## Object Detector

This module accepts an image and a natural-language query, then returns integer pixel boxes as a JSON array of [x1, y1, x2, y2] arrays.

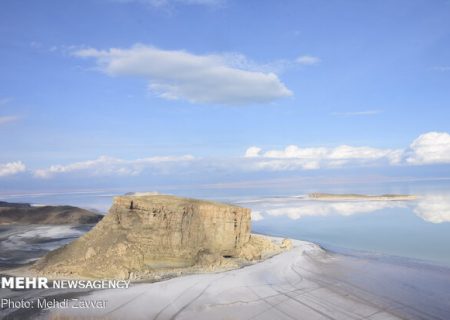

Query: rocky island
[[2, 195, 449, 320], [0, 201, 103, 225], [308, 192, 417, 201], [32, 194, 290, 280]]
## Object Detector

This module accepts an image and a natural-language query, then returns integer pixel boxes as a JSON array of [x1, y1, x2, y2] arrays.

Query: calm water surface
[[2, 181, 450, 267]]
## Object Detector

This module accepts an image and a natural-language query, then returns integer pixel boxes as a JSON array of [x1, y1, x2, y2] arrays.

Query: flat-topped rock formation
[[308, 193, 417, 201], [0, 201, 103, 225], [33, 195, 287, 280]]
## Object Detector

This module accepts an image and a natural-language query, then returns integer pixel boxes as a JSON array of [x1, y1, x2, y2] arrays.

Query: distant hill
[[308, 193, 417, 201], [0, 201, 31, 208], [0, 202, 103, 225]]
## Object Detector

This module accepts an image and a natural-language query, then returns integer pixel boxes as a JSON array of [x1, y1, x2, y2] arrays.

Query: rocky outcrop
[[0, 202, 103, 225], [33, 195, 287, 280]]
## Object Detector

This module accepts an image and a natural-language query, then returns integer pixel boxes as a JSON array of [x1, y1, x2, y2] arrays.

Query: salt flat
[[48, 240, 433, 320], [2, 238, 449, 319]]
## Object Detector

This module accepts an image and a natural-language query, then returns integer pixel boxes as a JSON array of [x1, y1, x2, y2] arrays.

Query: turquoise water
[[1, 180, 450, 267], [244, 195, 450, 267]]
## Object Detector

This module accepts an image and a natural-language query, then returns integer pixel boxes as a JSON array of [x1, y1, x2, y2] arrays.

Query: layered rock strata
[[33, 195, 287, 280]]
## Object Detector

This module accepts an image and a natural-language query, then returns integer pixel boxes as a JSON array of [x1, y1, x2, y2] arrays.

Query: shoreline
[[4, 234, 290, 282], [2, 237, 449, 320]]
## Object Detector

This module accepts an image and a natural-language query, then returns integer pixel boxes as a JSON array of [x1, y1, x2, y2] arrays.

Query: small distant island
[[0, 201, 103, 225], [308, 193, 417, 201]]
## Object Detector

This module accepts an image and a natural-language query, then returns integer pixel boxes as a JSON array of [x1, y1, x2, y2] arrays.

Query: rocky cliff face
[[33, 195, 281, 280]]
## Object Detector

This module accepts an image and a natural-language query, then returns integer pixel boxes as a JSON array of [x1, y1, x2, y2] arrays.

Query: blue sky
[[1, 0, 450, 193]]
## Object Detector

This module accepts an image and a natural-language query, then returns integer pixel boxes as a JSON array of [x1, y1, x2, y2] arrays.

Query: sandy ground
[[32, 239, 449, 320]]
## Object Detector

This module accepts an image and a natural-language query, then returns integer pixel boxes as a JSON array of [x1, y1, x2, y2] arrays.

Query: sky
[[1, 0, 450, 193]]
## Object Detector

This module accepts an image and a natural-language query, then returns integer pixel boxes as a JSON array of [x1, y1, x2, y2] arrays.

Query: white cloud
[[26, 131, 450, 180], [405, 132, 450, 165], [34, 155, 194, 178], [245, 144, 403, 171], [221, 53, 292, 74], [296, 55, 321, 66], [74, 44, 292, 105], [245, 131, 450, 171], [244, 146, 262, 158], [0, 161, 26, 177], [0, 116, 19, 125]]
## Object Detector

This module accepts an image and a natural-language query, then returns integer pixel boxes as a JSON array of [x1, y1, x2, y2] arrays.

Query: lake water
[[1, 180, 450, 267]]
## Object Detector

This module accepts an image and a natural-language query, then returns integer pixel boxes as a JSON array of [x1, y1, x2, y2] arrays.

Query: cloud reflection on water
[[414, 195, 450, 223], [245, 194, 450, 224], [265, 201, 406, 220]]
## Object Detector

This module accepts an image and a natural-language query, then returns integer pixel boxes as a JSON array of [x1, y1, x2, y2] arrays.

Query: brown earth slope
[[0, 202, 103, 225]]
